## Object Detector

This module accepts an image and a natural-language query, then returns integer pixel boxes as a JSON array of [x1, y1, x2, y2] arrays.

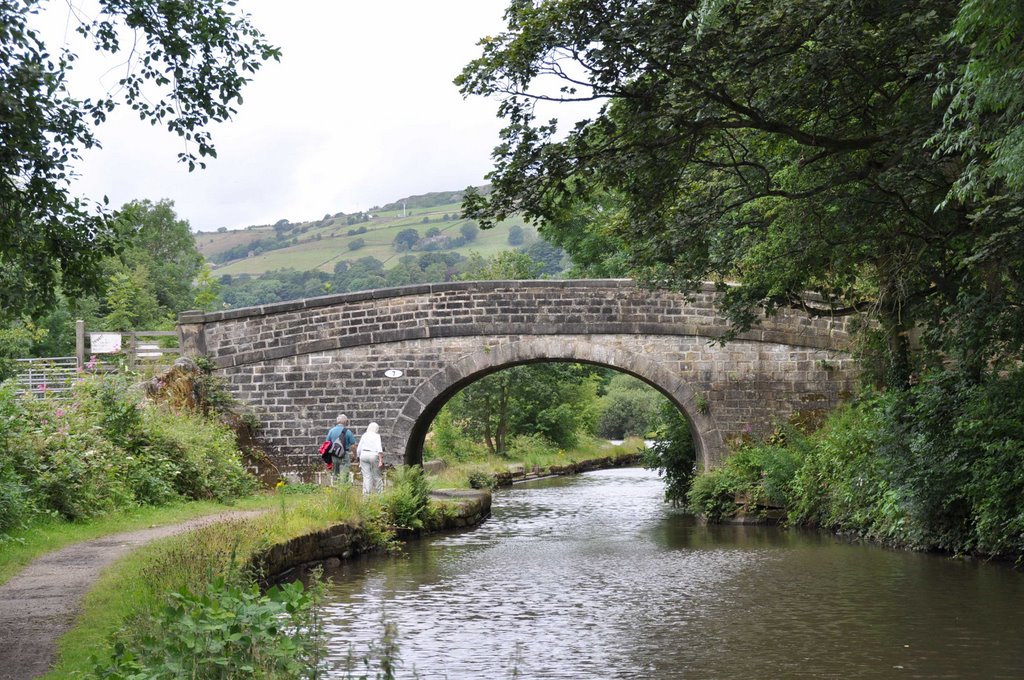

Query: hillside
[[195, 188, 532, 277]]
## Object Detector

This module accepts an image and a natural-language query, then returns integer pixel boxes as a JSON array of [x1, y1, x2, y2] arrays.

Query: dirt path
[[0, 511, 266, 680]]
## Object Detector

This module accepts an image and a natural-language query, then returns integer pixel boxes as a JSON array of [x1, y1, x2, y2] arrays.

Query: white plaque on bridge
[[384, 369, 404, 378], [89, 333, 122, 354]]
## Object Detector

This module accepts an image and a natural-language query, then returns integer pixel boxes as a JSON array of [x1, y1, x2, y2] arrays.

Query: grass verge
[[43, 484, 370, 679], [0, 494, 282, 587]]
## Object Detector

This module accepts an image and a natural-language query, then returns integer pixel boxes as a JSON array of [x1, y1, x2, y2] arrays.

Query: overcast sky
[[41, 1, 528, 232]]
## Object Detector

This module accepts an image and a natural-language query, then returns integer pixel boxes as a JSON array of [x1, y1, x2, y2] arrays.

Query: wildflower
[[276, 480, 285, 489], [55, 408, 65, 418], [37, 383, 48, 392]]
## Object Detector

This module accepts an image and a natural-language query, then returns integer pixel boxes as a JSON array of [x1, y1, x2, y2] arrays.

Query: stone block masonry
[[255, 489, 491, 586], [178, 280, 858, 473]]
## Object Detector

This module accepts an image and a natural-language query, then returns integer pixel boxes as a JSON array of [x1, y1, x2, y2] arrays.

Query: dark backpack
[[329, 428, 350, 457]]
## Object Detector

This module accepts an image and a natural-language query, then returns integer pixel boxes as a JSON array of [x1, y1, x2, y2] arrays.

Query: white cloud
[[40, 0, 517, 231]]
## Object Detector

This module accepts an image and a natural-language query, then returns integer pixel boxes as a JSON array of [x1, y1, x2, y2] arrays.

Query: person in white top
[[356, 422, 385, 494]]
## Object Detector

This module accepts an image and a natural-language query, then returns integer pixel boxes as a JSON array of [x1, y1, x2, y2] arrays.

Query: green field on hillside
[[197, 197, 533, 277], [194, 226, 274, 260]]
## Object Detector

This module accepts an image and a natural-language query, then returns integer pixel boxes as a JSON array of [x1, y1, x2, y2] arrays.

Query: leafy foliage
[[219, 252, 469, 309], [393, 228, 420, 252], [686, 369, 1024, 558], [686, 467, 739, 522], [116, 200, 206, 318], [379, 465, 432, 531], [212, 238, 567, 311], [0, 199, 215, 357], [0, 371, 254, 534], [444, 363, 600, 454], [91, 577, 326, 679], [143, 406, 256, 502], [424, 407, 488, 462], [641, 401, 696, 507], [933, 0, 1024, 201], [597, 373, 666, 439], [0, 0, 278, 321], [459, 0, 1024, 380], [0, 323, 43, 381], [458, 250, 542, 281]]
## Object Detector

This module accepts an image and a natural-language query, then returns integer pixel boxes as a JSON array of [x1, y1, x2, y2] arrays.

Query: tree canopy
[[458, 0, 1024, 382], [0, 0, 279, 321]]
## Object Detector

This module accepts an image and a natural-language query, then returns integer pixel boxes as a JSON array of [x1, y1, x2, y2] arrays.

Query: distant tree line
[[0, 199, 214, 375], [217, 241, 568, 309]]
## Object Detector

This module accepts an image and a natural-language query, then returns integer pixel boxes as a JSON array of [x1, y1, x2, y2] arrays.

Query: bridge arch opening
[[395, 338, 724, 469]]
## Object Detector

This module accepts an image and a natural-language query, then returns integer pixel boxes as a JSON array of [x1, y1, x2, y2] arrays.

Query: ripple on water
[[319, 468, 1024, 679]]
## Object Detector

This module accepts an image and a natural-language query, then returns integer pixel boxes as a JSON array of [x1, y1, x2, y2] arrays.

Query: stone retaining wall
[[254, 489, 491, 585]]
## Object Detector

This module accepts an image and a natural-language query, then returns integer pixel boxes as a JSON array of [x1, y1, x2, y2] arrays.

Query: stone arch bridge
[[177, 280, 858, 472]]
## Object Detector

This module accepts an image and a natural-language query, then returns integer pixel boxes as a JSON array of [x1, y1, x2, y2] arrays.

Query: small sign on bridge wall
[[89, 333, 122, 354]]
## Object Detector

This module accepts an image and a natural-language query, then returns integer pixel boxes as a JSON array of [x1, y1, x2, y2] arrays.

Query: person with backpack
[[325, 414, 357, 484]]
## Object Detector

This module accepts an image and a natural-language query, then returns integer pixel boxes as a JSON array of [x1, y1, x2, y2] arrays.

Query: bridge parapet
[[180, 280, 854, 370]]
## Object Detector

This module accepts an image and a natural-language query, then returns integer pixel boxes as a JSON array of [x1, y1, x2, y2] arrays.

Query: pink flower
[[55, 408, 65, 418], [36, 383, 47, 392]]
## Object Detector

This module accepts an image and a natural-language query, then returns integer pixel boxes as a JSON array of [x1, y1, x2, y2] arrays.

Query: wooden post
[[75, 320, 85, 368]]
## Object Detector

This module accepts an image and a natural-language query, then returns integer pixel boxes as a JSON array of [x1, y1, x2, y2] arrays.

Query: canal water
[[320, 467, 1024, 679]]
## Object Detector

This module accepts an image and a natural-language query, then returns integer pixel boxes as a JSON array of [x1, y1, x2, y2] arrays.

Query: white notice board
[[89, 333, 122, 354]]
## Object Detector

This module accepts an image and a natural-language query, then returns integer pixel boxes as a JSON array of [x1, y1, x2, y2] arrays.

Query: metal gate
[[14, 357, 79, 398]]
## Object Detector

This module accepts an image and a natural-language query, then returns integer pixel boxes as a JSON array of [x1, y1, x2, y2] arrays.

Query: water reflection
[[320, 468, 1024, 679]]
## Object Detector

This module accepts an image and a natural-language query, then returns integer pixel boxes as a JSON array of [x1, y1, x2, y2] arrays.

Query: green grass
[[44, 484, 369, 679], [205, 200, 533, 277], [194, 226, 273, 260], [0, 494, 283, 587]]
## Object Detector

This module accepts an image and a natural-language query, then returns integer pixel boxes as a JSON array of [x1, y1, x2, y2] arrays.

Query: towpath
[[0, 511, 265, 680]]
